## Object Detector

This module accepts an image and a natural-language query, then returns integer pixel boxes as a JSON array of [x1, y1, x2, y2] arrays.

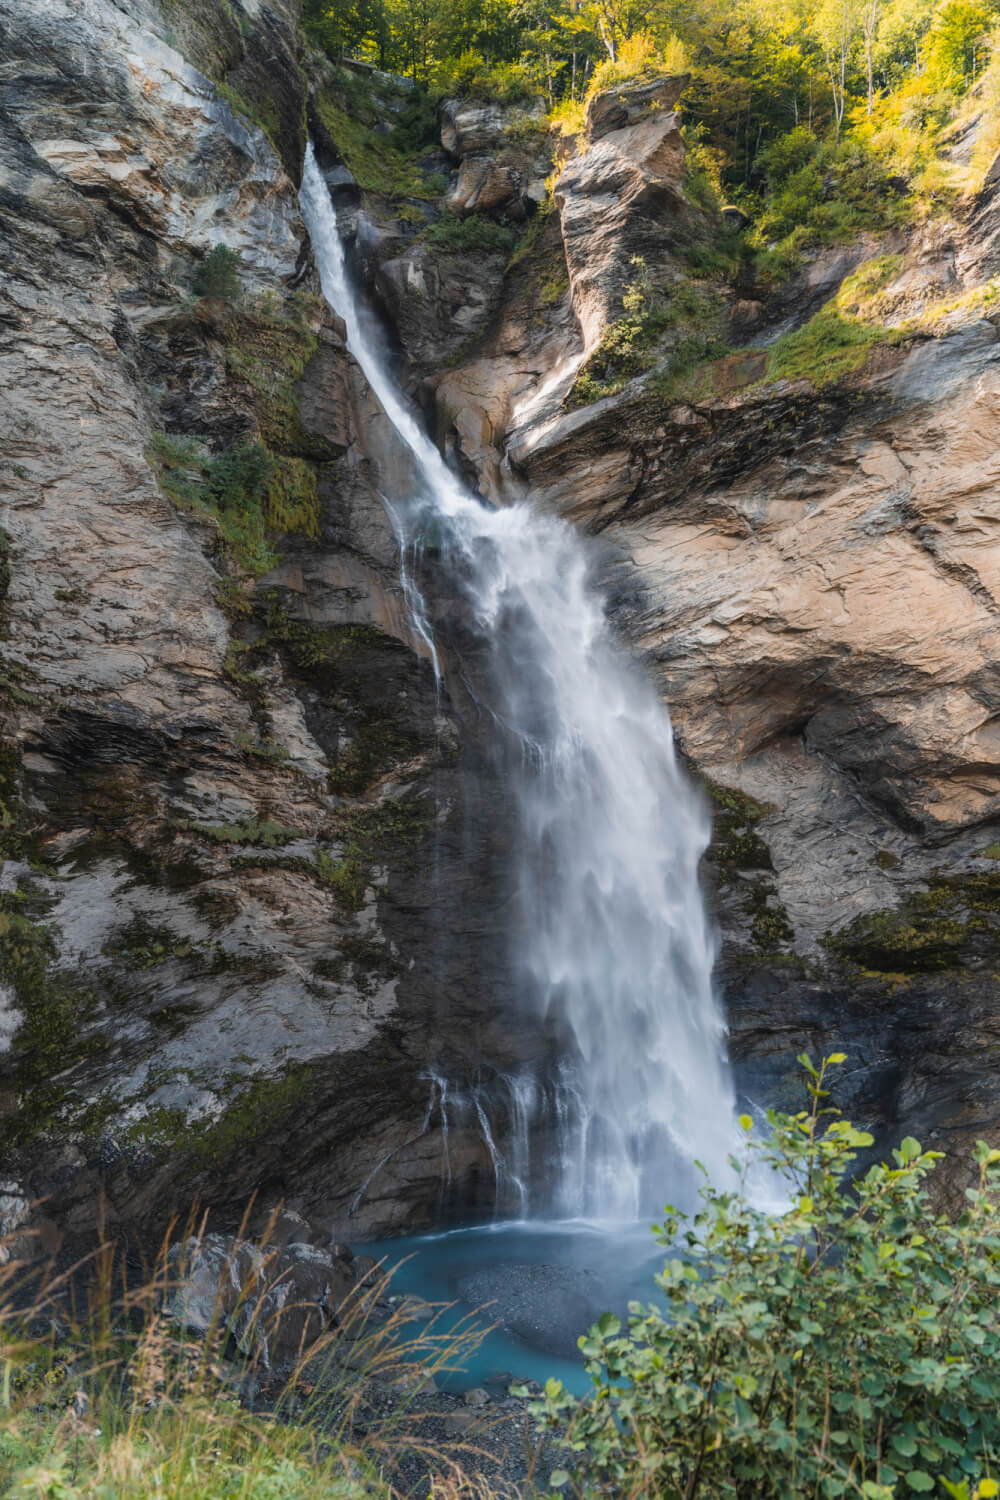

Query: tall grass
[[0, 1208, 529, 1499]]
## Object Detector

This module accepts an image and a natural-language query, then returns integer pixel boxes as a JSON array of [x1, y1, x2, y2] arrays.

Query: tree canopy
[[304, 0, 1000, 193]]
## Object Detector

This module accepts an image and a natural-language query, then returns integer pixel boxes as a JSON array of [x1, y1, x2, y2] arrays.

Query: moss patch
[[102, 914, 210, 973], [761, 259, 910, 390], [825, 873, 1000, 975], [568, 264, 731, 407], [703, 778, 774, 884], [0, 889, 100, 1151], [113, 1061, 320, 1169], [317, 798, 436, 911], [873, 850, 901, 870], [314, 94, 445, 199], [221, 296, 334, 461], [743, 878, 794, 952]]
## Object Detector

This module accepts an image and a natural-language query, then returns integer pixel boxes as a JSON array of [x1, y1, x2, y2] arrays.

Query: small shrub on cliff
[[586, 32, 689, 101], [149, 436, 320, 575], [424, 212, 519, 255], [192, 243, 243, 304], [569, 259, 730, 406], [527, 1055, 1000, 1499]]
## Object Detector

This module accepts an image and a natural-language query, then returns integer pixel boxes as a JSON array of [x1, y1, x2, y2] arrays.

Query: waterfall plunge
[[299, 145, 739, 1222]]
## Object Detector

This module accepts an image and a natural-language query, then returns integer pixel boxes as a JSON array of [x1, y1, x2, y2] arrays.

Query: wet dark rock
[[165, 1231, 359, 1369]]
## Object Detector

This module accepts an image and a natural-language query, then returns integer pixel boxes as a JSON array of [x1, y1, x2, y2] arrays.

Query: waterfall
[[299, 144, 739, 1222]]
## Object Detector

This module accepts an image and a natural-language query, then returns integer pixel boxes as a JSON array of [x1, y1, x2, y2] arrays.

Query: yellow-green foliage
[[432, 47, 538, 102], [264, 455, 320, 537], [547, 96, 585, 136], [314, 95, 445, 198], [586, 31, 689, 100], [761, 257, 908, 387]]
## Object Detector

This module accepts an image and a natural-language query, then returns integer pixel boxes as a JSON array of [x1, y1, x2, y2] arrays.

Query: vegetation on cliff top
[[305, 0, 1000, 212]]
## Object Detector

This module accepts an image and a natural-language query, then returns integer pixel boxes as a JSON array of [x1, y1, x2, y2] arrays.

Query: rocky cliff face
[[0, 0, 554, 1250], [4, 0, 1000, 1251], [419, 82, 1000, 1207]]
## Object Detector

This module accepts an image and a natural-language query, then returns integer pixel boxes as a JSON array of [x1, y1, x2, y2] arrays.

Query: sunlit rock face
[[422, 76, 1000, 1205]]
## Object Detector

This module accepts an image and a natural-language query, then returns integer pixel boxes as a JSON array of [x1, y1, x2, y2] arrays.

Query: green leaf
[[905, 1472, 935, 1492], [891, 1434, 918, 1457], [900, 1136, 922, 1162], [595, 1312, 621, 1338], [549, 1471, 570, 1489], [738, 1113, 753, 1132], [827, 1051, 847, 1064]]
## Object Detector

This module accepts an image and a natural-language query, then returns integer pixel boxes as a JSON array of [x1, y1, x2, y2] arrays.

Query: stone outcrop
[[557, 74, 700, 350]]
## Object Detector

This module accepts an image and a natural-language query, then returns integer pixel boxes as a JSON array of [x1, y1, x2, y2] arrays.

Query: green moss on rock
[[176, 818, 300, 848], [824, 873, 1000, 975], [0, 890, 99, 1151], [148, 433, 321, 576], [703, 777, 774, 883]]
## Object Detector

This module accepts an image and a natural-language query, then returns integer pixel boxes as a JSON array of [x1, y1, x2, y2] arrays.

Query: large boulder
[[165, 1231, 365, 1369], [377, 244, 509, 368], [439, 98, 544, 159], [585, 74, 690, 141]]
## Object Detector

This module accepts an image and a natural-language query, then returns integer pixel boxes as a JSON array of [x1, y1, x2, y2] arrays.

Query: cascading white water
[[299, 144, 739, 1222]]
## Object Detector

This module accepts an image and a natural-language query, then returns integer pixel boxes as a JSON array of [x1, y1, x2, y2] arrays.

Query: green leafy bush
[[149, 436, 320, 576], [749, 130, 914, 279], [433, 48, 538, 102], [528, 1055, 1000, 1499], [424, 212, 519, 254], [192, 244, 243, 303]]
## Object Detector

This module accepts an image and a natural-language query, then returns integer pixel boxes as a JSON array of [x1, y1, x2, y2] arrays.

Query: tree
[[583, 0, 662, 60], [920, 0, 997, 88], [526, 1055, 1000, 1499], [813, 0, 863, 136], [862, 0, 882, 109], [192, 244, 242, 304]]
